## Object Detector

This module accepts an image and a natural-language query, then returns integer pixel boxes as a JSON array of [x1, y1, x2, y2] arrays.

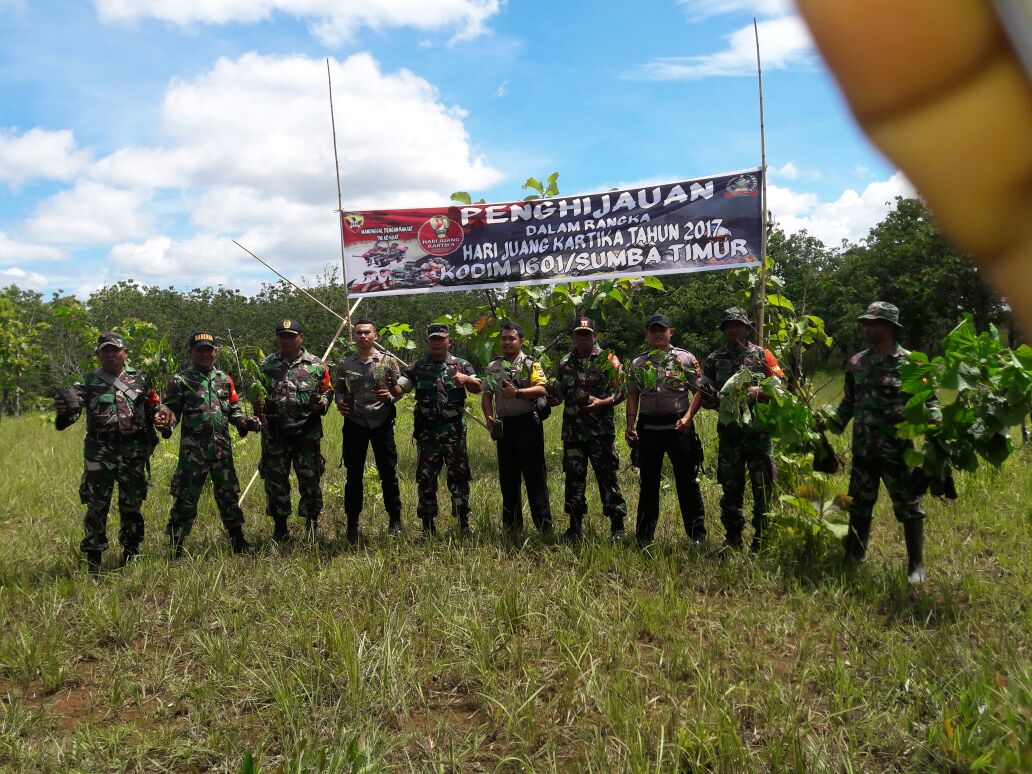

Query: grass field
[[1, 384, 1030, 772]]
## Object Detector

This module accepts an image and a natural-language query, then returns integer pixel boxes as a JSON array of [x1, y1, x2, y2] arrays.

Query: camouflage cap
[[857, 301, 903, 328], [95, 332, 125, 351], [718, 307, 753, 330]]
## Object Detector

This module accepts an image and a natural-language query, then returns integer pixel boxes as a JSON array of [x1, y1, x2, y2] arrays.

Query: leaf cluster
[[897, 315, 1032, 476]]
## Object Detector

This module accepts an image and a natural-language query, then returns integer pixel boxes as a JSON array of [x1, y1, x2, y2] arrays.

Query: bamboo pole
[[754, 17, 769, 347], [327, 58, 354, 333]]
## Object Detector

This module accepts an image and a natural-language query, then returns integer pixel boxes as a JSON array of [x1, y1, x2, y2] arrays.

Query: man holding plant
[[393, 323, 482, 536], [684, 308, 783, 552], [334, 318, 403, 541], [481, 321, 553, 537], [54, 332, 163, 574], [824, 301, 941, 585], [154, 332, 261, 557], [257, 319, 333, 543], [548, 317, 627, 543], [626, 314, 706, 547]]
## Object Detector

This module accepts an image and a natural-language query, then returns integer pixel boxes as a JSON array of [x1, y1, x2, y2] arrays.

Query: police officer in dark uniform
[[334, 318, 403, 541], [481, 321, 553, 536], [626, 314, 706, 547]]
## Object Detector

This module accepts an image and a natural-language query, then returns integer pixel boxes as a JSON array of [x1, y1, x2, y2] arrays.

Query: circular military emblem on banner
[[724, 174, 759, 197], [418, 215, 464, 256]]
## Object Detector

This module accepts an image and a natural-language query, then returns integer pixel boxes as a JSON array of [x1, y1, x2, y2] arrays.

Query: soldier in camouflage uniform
[[257, 319, 333, 542], [825, 301, 941, 584], [685, 308, 784, 551], [154, 332, 261, 557], [547, 316, 627, 542], [626, 314, 706, 546], [393, 323, 482, 536], [54, 332, 162, 574]]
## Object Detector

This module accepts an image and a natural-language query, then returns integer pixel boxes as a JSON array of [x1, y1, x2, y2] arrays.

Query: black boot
[[120, 545, 141, 567], [271, 520, 290, 544], [562, 514, 583, 543], [844, 515, 872, 562], [421, 517, 437, 538], [721, 531, 744, 550], [903, 519, 926, 585], [229, 527, 253, 555], [345, 514, 361, 543], [387, 514, 402, 536], [458, 513, 473, 538], [304, 518, 318, 540], [85, 550, 102, 576]]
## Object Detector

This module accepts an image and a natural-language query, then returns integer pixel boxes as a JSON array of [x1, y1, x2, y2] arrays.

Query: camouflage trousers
[[562, 437, 626, 533], [415, 421, 471, 525], [716, 424, 775, 540], [167, 454, 244, 540], [259, 433, 325, 525], [78, 439, 149, 553], [847, 442, 925, 524]]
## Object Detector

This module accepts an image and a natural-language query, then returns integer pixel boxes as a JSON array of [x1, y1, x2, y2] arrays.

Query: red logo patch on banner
[[417, 216, 464, 256]]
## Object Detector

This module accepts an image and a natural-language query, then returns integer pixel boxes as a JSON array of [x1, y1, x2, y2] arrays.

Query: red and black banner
[[340, 168, 763, 296]]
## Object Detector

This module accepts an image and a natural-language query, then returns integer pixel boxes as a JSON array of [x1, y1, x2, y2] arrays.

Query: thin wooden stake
[[754, 17, 769, 347]]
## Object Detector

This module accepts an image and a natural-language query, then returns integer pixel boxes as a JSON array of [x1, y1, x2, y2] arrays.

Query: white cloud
[[11, 51, 501, 292], [93, 0, 503, 45], [90, 52, 501, 206], [676, 0, 792, 22], [770, 161, 798, 180], [0, 128, 91, 187], [0, 266, 48, 289], [633, 15, 813, 80], [770, 171, 916, 246], [25, 181, 155, 244], [108, 234, 244, 286], [0, 232, 68, 264]]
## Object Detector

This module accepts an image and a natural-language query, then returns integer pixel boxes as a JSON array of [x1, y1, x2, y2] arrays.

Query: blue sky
[[0, 0, 911, 297]]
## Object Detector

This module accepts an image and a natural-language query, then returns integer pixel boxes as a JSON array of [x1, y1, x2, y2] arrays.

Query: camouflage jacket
[[400, 354, 477, 433], [260, 349, 332, 440], [162, 366, 245, 460], [629, 346, 701, 418], [555, 345, 624, 443], [56, 366, 159, 452], [828, 344, 942, 451], [702, 343, 783, 428]]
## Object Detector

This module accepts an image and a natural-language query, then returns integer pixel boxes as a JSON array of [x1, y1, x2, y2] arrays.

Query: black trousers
[[635, 422, 705, 543], [496, 413, 552, 532], [342, 417, 402, 524]]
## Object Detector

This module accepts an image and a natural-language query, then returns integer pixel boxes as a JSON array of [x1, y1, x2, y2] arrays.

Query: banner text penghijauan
[[340, 168, 763, 296]]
